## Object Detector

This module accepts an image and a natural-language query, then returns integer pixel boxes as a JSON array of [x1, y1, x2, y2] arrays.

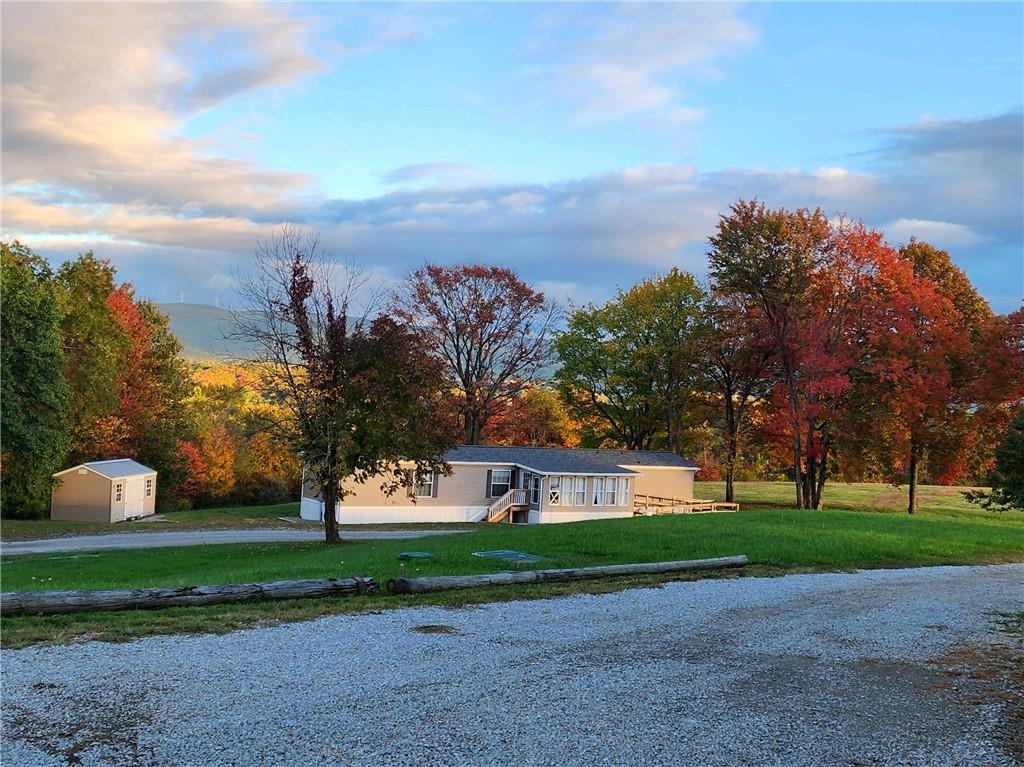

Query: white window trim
[[145, 478, 153, 497], [592, 477, 604, 506], [604, 477, 617, 506], [575, 476, 587, 506], [618, 477, 630, 507], [548, 476, 561, 506], [114, 482, 124, 503], [489, 469, 512, 498], [413, 470, 435, 498]]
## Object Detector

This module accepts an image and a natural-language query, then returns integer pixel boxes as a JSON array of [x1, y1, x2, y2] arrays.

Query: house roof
[[54, 459, 156, 479], [444, 445, 698, 475]]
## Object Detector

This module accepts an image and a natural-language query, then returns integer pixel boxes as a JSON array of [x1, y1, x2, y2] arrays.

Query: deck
[[632, 494, 740, 515]]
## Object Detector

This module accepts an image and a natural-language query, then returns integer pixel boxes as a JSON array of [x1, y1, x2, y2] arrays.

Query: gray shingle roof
[[444, 445, 698, 475], [82, 459, 156, 478]]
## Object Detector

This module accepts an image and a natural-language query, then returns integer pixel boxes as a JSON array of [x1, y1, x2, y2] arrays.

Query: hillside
[[156, 303, 258, 361]]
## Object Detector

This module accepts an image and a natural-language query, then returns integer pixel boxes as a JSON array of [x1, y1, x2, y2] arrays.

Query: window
[[413, 470, 434, 498], [145, 478, 153, 497], [574, 477, 587, 506], [605, 477, 617, 506], [548, 476, 561, 506], [530, 475, 541, 505], [592, 477, 604, 506], [489, 469, 511, 498], [618, 477, 630, 507], [114, 482, 123, 503]]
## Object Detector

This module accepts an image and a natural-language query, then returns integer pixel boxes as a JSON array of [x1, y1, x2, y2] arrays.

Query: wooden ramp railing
[[487, 488, 528, 523], [633, 494, 739, 515]]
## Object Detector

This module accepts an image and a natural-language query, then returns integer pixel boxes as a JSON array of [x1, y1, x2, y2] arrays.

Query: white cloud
[[537, 3, 756, 124], [881, 218, 987, 248]]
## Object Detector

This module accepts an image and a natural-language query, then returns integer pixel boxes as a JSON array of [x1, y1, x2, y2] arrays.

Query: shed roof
[[444, 445, 698, 475], [54, 459, 156, 479]]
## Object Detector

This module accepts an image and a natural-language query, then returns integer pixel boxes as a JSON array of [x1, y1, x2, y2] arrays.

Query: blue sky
[[3, 2, 1022, 310]]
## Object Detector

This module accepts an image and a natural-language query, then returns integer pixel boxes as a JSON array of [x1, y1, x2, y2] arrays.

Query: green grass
[[696, 480, 990, 518], [3, 482, 1021, 648]]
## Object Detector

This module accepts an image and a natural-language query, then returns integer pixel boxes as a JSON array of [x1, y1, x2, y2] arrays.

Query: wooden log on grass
[[1, 576, 376, 616], [386, 555, 748, 595]]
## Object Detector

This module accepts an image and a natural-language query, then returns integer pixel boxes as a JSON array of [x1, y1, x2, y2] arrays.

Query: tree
[[174, 440, 207, 507], [708, 201, 834, 508], [843, 243, 968, 513], [100, 288, 194, 508], [710, 203, 904, 509], [698, 295, 774, 503], [865, 242, 1022, 513], [485, 386, 580, 447], [1, 242, 71, 518], [966, 408, 1024, 510], [554, 269, 707, 453], [54, 254, 128, 459], [395, 264, 560, 444], [235, 228, 455, 544]]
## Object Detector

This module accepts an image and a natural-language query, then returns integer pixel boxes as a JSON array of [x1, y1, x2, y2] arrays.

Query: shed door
[[125, 477, 145, 518]]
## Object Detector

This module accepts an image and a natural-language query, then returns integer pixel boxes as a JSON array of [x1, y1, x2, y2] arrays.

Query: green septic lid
[[471, 549, 543, 563], [398, 551, 434, 560]]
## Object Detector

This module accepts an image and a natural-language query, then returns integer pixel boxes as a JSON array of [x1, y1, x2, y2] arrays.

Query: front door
[[125, 477, 145, 519]]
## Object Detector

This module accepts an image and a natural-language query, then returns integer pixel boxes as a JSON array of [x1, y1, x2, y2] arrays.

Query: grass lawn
[[695, 480, 991, 518], [3, 482, 1022, 648]]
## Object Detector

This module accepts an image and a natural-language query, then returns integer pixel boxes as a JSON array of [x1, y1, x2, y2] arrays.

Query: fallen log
[[1, 576, 375, 616], [387, 555, 748, 595]]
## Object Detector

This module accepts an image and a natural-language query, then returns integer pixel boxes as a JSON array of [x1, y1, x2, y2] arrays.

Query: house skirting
[[300, 498, 487, 524], [539, 509, 634, 523]]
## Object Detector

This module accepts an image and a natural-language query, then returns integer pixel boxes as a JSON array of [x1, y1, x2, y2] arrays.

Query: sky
[[2, 2, 1022, 311]]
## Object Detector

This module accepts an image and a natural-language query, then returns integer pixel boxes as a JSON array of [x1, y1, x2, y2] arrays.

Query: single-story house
[[51, 459, 157, 523], [300, 445, 699, 525]]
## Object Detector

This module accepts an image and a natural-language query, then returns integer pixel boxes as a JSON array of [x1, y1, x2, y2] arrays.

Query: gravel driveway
[[1, 528, 465, 556], [3, 564, 1022, 767]]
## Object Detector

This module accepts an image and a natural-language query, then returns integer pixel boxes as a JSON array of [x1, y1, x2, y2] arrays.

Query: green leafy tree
[[554, 268, 707, 452], [1, 242, 71, 518], [54, 253, 128, 459], [698, 295, 774, 503], [966, 408, 1024, 510]]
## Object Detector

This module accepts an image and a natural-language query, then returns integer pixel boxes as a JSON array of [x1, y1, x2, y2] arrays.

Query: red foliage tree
[[395, 264, 560, 444], [174, 439, 207, 505]]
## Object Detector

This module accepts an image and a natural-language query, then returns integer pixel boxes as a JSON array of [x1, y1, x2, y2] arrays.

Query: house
[[300, 445, 700, 524], [51, 459, 158, 523]]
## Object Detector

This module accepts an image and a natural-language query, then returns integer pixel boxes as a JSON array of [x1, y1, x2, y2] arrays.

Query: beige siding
[[51, 470, 113, 522], [339, 463, 514, 508], [629, 467, 695, 502], [143, 474, 157, 516]]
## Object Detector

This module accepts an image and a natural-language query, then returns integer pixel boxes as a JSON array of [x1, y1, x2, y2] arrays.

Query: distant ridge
[[156, 303, 257, 361]]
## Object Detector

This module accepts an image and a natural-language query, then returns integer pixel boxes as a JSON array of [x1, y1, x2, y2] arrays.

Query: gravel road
[[1, 528, 465, 556], [3, 564, 1022, 767]]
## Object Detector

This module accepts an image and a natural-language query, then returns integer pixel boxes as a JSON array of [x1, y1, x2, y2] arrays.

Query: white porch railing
[[486, 488, 528, 523]]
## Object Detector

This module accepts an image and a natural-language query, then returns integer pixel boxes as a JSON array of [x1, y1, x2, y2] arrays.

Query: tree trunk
[[813, 442, 828, 510], [322, 446, 340, 544], [464, 407, 484, 444], [724, 396, 737, 503], [785, 376, 804, 509], [387, 555, 749, 595], [907, 444, 919, 515], [2, 577, 376, 616], [725, 433, 737, 504]]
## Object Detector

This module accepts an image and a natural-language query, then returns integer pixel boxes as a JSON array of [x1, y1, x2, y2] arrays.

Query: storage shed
[[51, 460, 158, 523]]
